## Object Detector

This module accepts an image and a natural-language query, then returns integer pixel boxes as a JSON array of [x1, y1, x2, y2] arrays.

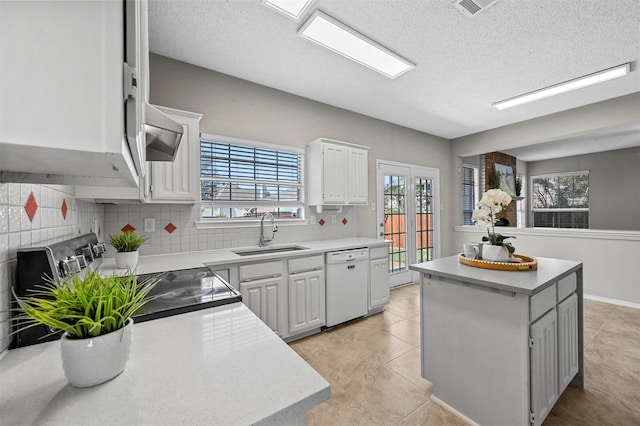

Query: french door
[[376, 161, 440, 287]]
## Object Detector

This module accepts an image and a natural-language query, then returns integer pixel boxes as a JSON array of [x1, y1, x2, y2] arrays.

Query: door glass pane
[[384, 175, 407, 273], [415, 177, 433, 263]]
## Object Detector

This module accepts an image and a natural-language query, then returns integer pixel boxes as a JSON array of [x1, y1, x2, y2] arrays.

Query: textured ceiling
[[148, 0, 640, 141]]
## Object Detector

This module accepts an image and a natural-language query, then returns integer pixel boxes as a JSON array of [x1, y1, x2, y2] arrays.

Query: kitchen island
[[0, 303, 330, 425], [410, 255, 583, 426]]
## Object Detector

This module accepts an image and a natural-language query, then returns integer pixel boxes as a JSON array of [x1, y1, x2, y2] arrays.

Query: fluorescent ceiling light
[[492, 63, 630, 110], [297, 10, 415, 79], [262, 0, 313, 21]]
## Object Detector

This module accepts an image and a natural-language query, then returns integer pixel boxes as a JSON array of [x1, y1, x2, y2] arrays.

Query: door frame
[[376, 160, 441, 286]]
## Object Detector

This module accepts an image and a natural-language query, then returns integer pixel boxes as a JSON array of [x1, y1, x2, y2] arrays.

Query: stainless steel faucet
[[259, 213, 278, 246]]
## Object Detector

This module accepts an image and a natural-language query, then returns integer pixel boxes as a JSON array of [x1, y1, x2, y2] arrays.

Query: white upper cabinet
[[307, 138, 369, 212], [0, 0, 146, 187], [149, 107, 202, 202]]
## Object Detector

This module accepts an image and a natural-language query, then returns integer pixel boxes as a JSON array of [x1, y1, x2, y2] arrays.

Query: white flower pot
[[482, 245, 510, 262], [60, 318, 134, 388], [115, 250, 139, 269]]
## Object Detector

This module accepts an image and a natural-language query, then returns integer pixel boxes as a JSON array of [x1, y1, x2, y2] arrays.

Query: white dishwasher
[[325, 248, 370, 327]]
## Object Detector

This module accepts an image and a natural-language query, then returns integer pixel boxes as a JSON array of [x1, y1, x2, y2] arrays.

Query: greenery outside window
[[531, 171, 589, 228], [200, 134, 304, 220]]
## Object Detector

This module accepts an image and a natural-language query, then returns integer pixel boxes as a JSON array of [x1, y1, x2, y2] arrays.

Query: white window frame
[[530, 170, 589, 228], [461, 163, 479, 226], [196, 133, 306, 229]]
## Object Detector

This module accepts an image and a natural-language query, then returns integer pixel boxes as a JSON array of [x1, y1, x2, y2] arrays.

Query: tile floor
[[289, 283, 640, 425]]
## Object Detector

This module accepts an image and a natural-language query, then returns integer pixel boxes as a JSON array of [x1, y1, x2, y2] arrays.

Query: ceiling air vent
[[453, 0, 500, 17]]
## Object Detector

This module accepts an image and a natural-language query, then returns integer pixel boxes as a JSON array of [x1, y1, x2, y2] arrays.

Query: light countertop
[[0, 303, 331, 425], [409, 255, 582, 295], [100, 237, 388, 275]]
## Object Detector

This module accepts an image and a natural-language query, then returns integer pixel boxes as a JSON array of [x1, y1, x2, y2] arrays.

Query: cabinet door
[[530, 309, 558, 426], [240, 278, 283, 336], [347, 147, 368, 204], [369, 258, 390, 310], [289, 270, 326, 335], [558, 293, 579, 392], [321, 143, 347, 203], [150, 107, 202, 202]]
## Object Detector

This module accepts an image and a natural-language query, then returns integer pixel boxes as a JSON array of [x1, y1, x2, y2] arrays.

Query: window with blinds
[[462, 165, 477, 225], [200, 136, 304, 219]]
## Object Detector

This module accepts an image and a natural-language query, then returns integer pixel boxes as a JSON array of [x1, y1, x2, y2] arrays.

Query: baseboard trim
[[430, 395, 479, 426], [584, 294, 640, 310]]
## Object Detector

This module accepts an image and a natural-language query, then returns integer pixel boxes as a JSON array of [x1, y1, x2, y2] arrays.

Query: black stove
[[10, 233, 241, 348], [134, 267, 241, 323]]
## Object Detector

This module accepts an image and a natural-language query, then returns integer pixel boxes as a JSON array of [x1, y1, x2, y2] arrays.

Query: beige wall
[[148, 54, 453, 252]]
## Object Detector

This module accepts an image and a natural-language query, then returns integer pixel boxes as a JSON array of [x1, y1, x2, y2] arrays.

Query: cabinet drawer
[[240, 261, 283, 282], [557, 273, 577, 302], [288, 255, 324, 274], [369, 245, 388, 260], [530, 283, 556, 321]]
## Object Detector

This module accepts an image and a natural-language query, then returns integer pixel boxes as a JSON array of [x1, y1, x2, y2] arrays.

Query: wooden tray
[[458, 253, 538, 271]]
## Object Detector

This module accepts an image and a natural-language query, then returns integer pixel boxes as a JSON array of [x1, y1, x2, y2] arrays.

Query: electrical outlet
[[144, 217, 156, 232], [310, 215, 316, 224], [331, 215, 337, 224]]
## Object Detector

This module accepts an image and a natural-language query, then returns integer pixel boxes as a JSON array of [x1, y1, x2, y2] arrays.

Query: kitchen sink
[[233, 245, 309, 256]]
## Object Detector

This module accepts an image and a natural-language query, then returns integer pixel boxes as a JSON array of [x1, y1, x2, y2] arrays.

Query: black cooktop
[[133, 267, 242, 323]]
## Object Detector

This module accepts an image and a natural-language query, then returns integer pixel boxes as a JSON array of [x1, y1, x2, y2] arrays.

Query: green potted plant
[[514, 174, 524, 200], [488, 166, 501, 189], [108, 230, 148, 269], [12, 270, 159, 387]]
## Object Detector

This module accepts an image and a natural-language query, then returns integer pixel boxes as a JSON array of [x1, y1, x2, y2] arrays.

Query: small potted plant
[[513, 174, 524, 200], [108, 230, 148, 269], [12, 270, 159, 387]]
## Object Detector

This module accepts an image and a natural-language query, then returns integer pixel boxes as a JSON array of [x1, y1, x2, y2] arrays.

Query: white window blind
[[200, 136, 304, 219]]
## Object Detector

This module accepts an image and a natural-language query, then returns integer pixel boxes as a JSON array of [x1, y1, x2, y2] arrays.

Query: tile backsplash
[[0, 183, 104, 353], [103, 204, 357, 257]]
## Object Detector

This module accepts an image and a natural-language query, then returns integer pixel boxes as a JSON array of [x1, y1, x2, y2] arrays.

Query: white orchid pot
[[482, 245, 510, 262], [115, 250, 139, 269], [60, 318, 134, 388]]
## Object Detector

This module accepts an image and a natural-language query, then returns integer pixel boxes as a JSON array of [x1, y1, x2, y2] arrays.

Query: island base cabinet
[[558, 293, 580, 390], [421, 277, 531, 425], [530, 309, 559, 426]]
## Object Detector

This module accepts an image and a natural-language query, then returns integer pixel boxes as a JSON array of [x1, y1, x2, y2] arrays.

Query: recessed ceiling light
[[262, 0, 314, 21], [297, 10, 415, 79], [492, 63, 631, 110]]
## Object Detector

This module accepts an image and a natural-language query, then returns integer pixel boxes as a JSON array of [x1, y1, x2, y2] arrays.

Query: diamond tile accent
[[121, 224, 136, 233], [342, 218, 348, 225], [164, 222, 177, 234], [24, 192, 38, 222], [61, 199, 68, 220], [318, 218, 325, 226]]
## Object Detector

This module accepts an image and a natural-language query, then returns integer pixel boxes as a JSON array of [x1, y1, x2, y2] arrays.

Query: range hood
[[144, 103, 184, 161]]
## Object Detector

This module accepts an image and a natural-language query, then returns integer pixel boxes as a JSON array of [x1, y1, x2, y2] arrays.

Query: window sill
[[454, 226, 640, 241], [195, 218, 309, 230]]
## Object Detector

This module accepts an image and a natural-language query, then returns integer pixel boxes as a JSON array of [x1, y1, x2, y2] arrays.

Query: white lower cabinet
[[369, 257, 390, 312], [288, 255, 325, 336], [239, 261, 288, 338], [530, 309, 558, 425], [288, 269, 325, 335], [558, 293, 579, 390], [240, 277, 283, 335]]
